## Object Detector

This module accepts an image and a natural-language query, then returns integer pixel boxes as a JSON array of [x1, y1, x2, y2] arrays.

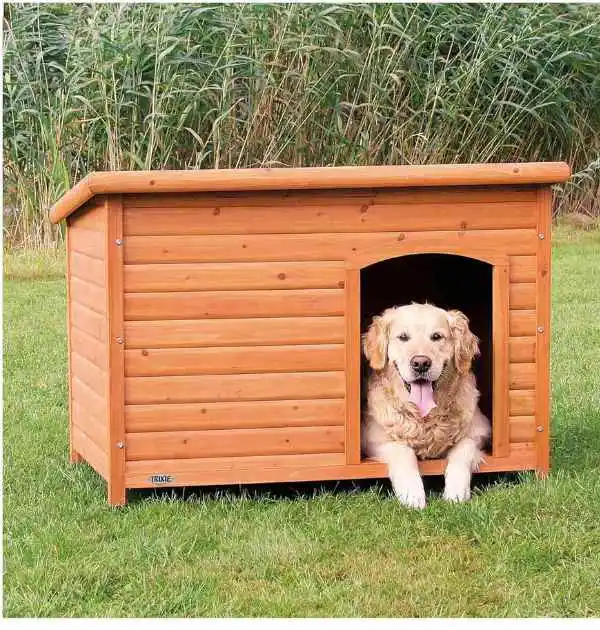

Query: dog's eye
[[430, 332, 443, 341], [397, 333, 409, 342]]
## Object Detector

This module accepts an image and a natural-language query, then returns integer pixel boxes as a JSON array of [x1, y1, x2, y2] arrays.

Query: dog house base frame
[[50, 163, 570, 505]]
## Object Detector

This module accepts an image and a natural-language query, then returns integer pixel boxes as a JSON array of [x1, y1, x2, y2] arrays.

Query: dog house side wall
[[67, 197, 110, 480], [119, 183, 543, 490]]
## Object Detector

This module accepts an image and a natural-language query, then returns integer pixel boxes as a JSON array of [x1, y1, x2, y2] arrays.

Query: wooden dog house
[[50, 163, 570, 505]]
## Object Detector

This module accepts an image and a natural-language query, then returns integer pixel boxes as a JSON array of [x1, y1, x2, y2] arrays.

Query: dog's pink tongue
[[408, 381, 436, 416]]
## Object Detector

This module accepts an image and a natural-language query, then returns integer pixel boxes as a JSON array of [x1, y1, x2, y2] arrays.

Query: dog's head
[[362, 303, 479, 386]]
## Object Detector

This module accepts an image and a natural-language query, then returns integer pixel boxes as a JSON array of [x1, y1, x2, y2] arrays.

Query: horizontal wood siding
[[125, 344, 345, 376], [127, 426, 345, 460], [68, 201, 109, 476], [125, 399, 345, 432], [122, 187, 539, 468]]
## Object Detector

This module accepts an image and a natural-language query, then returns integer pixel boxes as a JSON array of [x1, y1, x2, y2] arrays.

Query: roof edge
[[49, 162, 571, 224]]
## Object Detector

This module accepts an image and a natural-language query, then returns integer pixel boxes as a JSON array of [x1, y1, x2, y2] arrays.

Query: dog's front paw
[[443, 476, 471, 503], [391, 476, 427, 509]]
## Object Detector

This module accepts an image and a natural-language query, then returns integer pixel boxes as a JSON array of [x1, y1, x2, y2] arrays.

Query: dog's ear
[[362, 314, 390, 370], [448, 309, 480, 374]]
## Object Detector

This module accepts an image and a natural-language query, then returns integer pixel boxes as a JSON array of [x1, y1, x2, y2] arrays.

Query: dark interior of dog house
[[360, 253, 493, 455]]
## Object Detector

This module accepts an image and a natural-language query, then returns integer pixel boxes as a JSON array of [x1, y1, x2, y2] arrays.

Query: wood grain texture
[[72, 401, 107, 451], [492, 263, 510, 457], [124, 229, 537, 264], [345, 267, 361, 465], [125, 316, 345, 349], [510, 256, 537, 283], [71, 352, 106, 398], [125, 344, 345, 377], [72, 377, 106, 421], [70, 276, 107, 314], [535, 187, 552, 475], [69, 226, 105, 260], [124, 201, 536, 236], [509, 416, 537, 443], [509, 337, 536, 363], [69, 199, 107, 231], [71, 326, 107, 370], [126, 425, 345, 461], [509, 390, 536, 416], [124, 289, 345, 320], [509, 310, 537, 336], [125, 371, 345, 405], [509, 363, 536, 390], [123, 443, 538, 488], [106, 195, 127, 506], [70, 302, 107, 342], [509, 283, 536, 309], [123, 185, 537, 210], [50, 162, 570, 223], [66, 223, 81, 464], [72, 425, 108, 479], [125, 399, 345, 432], [124, 261, 346, 292], [70, 251, 106, 287]]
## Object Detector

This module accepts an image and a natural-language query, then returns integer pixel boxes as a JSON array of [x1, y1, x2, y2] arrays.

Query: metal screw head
[[116, 441, 125, 449], [538, 233, 545, 240], [115, 238, 123, 246], [536, 426, 544, 433], [116, 337, 124, 344], [537, 326, 545, 333]]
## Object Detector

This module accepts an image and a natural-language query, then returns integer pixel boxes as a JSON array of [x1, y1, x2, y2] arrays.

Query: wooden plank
[[71, 302, 107, 342], [71, 276, 107, 314], [66, 223, 81, 464], [509, 310, 536, 336], [509, 283, 536, 310], [345, 267, 361, 465], [510, 255, 536, 283], [69, 226, 105, 260], [123, 185, 538, 210], [124, 229, 537, 264], [125, 371, 345, 405], [509, 416, 537, 443], [71, 326, 107, 371], [72, 425, 108, 479], [492, 263, 510, 457], [70, 251, 106, 287], [509, 390, 536, 416], [125, 316, 345, 349], [69, 200, 107, 231], [72, 376, 106, 421], [125, 398, 346, 432], [124, 261, 346, 292], [71, 352, 107, 398], [72, 401, 107, 451], [125, 344, 345, 377], [106, 195, 127, 506], [125, 452, 347, 487], [123, 443, 538, 488], [124, 201, 536, 236], [535, 187, 552, 476], [126, 425, 345, 461], [124, 289, 345, 321], [509, 337, 536, 363], [509, 363, 536, 390]]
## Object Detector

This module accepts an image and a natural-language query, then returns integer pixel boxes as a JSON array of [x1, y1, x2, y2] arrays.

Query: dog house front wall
[[53, 164, 568, 505]]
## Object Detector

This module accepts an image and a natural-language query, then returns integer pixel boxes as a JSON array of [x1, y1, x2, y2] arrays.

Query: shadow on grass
[[126, 470, 523, 505]]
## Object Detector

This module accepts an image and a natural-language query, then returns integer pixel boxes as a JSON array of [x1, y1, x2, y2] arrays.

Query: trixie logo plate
[[149, 474, 174, 484]]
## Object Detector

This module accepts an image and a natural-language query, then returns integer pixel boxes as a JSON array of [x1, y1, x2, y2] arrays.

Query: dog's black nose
[[410, 355, 432, 374]]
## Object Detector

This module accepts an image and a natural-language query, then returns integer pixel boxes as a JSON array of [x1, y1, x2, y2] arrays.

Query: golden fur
[[362, 303, 490, 507]]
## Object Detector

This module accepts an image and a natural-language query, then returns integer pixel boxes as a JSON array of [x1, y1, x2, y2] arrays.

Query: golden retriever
[[362, 303, 490, 508]]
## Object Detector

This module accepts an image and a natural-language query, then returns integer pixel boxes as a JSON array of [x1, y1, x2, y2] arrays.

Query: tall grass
[[3, 3, 600, 247]]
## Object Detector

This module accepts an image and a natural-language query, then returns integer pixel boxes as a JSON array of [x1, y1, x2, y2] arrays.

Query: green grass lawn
[[3, 230, 600, 617]]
